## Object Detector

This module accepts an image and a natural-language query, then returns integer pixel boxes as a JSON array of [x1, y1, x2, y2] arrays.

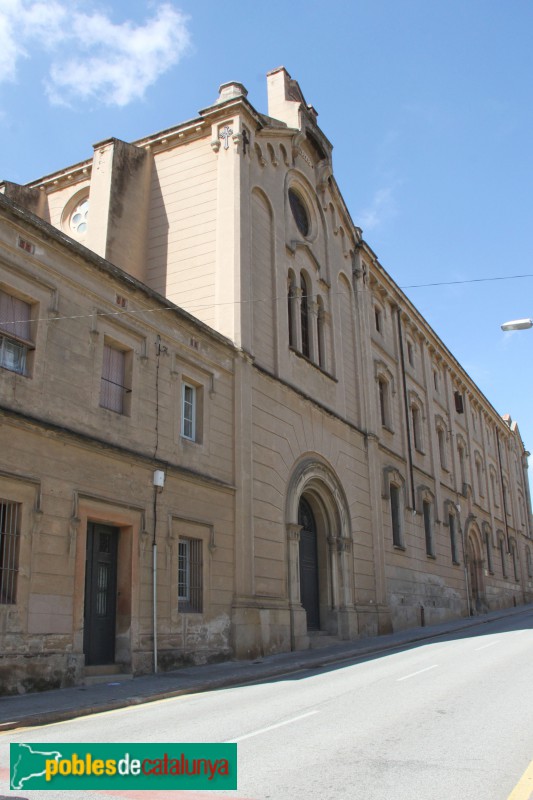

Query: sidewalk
[[1, 603, 531, 732]]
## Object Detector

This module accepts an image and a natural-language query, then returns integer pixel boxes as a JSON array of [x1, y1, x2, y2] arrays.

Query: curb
[[1, 605, 530, 732]]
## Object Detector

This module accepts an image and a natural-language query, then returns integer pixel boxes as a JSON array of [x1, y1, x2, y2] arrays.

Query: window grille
[[0, 290, 32, 375], [178, 537, 202, 612], [100, 343, 128, 413], [0, 500, 20, 604]]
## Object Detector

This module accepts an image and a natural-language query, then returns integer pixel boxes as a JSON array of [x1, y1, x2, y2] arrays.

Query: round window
[[69, 197, 89, 236], [288, 189, 310, 237]]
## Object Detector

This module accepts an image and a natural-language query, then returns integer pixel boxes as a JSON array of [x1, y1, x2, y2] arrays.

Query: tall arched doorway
[[298, 497, 320, 630], [468, 538, 480, 609], [285, 457, 358, 650], [466, 527, 485, 614]]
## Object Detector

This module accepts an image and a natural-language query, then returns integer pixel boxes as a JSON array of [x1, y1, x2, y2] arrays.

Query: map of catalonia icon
[[11, 743, 63, 790]]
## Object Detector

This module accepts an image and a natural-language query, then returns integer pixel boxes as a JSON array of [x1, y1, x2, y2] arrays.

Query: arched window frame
[[474, 452, 485, 501], [456, 434, 469, 492], [498, 533, 507, 578], [444, 500, 460, 565], [435, 415, 448, 470], [489, 465, 500, 508], [300, 271, 311, 359], [383, 467, 406, 550], [316, 295, 326, 370], [510, 538, 520, 582], [374, 361, 395, 431], [418, 486, 435, 558], [483, 523, 494, 574], [408, 391, 425, 453], [287, 270, 297, 349]]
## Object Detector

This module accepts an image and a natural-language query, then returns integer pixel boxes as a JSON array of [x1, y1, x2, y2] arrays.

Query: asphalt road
[[2, 610, 533, 799]]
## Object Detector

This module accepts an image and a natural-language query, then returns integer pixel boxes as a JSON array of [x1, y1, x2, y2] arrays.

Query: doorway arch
[[298, 496, 320, 630], [466, 523, 486, 614], [285, 457, 357, 649]]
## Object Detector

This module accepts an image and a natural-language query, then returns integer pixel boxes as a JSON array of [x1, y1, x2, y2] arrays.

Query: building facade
[[0, 67, 531, 694]]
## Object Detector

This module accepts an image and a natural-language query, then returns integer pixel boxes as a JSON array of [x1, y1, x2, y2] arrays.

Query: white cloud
[[0, 1, 25, 83], [0, 1, 191, 107], [358, 186, 396, 231]]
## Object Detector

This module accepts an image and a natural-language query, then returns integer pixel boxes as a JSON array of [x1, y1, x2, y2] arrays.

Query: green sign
[[10, 742, 237, 790]]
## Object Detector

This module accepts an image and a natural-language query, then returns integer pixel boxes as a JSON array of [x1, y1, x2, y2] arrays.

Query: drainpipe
[[152, 470, 165, 674], [396, 309, 416, 511], [152, 484, 158, 674], [151, 338, 165, 675]]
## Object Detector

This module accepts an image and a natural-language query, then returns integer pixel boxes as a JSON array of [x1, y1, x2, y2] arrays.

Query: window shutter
[[100, 344, 126, 413], [0, 291, 31, 341]]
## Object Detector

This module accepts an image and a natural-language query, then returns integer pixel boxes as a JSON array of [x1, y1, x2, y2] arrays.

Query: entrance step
[[308, 631, 342, 650], [83, 665, 133, 685]]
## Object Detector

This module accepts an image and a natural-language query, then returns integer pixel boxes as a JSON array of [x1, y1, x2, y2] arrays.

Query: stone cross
[[219, 126, 233, 150]]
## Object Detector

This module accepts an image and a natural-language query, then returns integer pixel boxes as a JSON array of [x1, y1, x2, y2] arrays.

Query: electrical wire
[[401, 273, 533, 289], [2, 272, 532, 329]]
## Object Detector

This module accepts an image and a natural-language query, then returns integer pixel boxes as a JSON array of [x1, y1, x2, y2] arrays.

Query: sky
[[0, 0, 532, 482]]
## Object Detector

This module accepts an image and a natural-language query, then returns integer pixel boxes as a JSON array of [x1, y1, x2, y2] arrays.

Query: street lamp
[[501, 318, 533, 331]]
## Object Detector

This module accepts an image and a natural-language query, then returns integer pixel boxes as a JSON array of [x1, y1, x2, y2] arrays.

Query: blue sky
[[1, 0, 532, 481]]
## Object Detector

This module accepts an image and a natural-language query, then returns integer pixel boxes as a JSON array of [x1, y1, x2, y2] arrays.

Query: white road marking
[[227, 710, 319, 743], [474, 640, 500, 651], [397, 664, 439, 682]]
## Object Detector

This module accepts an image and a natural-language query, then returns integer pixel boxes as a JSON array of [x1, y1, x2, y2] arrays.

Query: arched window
[[437, 426, 447, 469], [378, 378, 389, 428], [490, 468, 499, 507], [484, 528, 494, 574], [384, 468, 405, 549], [289, 189, 310, 237], [457, 441, 467, 487], [375, 362, 394, 431], [499, 536, 507, 578], [411, 404, 423, 452], [526, 548, 532, 578], [423, 499, 434, 557], [287, 271, 297, 348], [502, 479, 510, 517], [300, 272, 311, 358], [449, 512, 459, 564], [390, 484, 403, 547], [475, 455, 484, 499], [317, 295, 326, 369], [510, 539, 519, 582]]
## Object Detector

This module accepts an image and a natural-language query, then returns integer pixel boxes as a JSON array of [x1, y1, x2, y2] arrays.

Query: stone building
[[0, 67, 531, 694]]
